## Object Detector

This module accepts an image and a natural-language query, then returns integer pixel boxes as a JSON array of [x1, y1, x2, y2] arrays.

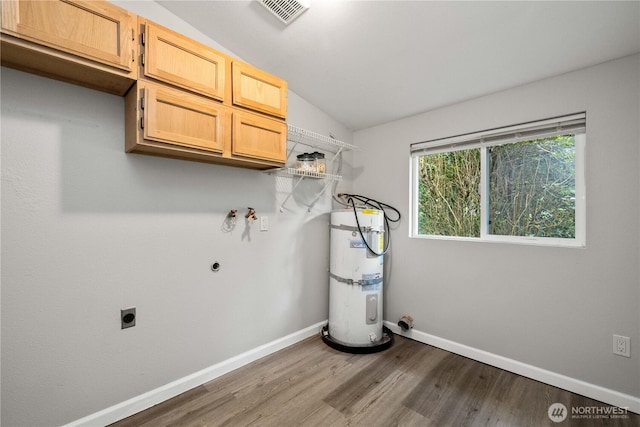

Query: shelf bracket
[[328, 147, 345, 170], [279, 175, 306, 212], [285, 141, 300, 162], [306, 179, 334, 212]]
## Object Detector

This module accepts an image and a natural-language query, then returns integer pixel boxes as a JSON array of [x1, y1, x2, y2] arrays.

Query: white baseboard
[[66, 319, 638, 426], [64, 321, 327, 427], [384, 321, 640, 414]]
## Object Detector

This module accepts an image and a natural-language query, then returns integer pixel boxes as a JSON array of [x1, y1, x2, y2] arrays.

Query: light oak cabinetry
[[232, 111, 287, 164], [0, 0, 137, 95], [126, 80, 229, 156], [232, 61, 288, 119], [127, 18, 287, 169], [1, 0, 288, 170], [139, 20, 226, 101], [126, 80, 287, 169]]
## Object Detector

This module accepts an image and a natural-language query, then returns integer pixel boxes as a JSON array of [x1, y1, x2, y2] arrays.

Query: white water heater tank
[[328, 208, 385, 346]]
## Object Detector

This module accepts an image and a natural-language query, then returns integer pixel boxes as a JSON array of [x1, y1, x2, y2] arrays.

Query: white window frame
[[409, 113, 586, 248]]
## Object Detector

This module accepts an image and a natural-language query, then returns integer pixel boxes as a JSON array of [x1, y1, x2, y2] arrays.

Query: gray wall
[[0, 2, 352, 425], [2, 0, 637, 424], [353, 54, 640, 398]]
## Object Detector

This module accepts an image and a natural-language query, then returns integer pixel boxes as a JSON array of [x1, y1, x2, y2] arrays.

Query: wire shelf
[[267, 125, 355, 212], [269, 167, 343, 181], [287, 125, 358, 153]]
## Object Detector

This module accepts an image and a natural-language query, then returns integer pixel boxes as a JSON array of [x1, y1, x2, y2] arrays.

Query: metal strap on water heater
[[330, 223, 375, 232], [329, 272, 383, 286]]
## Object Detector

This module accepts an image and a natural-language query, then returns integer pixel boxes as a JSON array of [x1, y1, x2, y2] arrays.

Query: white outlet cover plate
[[613, 334, 631, 357], [260, 216, 269, 231]]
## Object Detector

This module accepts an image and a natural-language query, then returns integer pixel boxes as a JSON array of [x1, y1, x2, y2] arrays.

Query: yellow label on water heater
[[362, 209, 379, 215]]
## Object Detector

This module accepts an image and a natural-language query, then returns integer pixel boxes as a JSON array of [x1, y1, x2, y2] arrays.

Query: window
[[410, 113, 586, 247]]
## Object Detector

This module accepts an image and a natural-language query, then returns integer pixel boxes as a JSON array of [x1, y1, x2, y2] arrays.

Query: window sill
[[409, 233, 586, 248]]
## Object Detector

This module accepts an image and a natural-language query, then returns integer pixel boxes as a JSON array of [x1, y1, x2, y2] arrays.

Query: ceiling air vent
[[258, 0, 310, 25]]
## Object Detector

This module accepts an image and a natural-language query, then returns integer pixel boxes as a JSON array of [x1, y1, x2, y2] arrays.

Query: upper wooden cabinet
[[232, 61, 287, 119], [1, 0, 289, 170], [232, 111, 287, 164], [140, 20, 226, 101], [138, 80, 229, 154], [1, 0, 137, 95], [125, 80, 286, 169]]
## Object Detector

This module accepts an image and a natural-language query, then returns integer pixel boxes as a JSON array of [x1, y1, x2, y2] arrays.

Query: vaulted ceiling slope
[[157, 0, 640, 131]]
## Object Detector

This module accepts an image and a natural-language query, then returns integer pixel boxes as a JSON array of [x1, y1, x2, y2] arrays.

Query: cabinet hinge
[[140, 53, 145, 66], [140, 95, 144, 130], [140, 31, 145, 46]]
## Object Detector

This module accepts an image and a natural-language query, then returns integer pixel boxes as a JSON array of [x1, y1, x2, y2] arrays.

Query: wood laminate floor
[[111, 335, 639, 427]]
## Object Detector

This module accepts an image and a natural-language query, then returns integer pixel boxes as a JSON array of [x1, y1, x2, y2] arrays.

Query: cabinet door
[[1, 0, 136, 71], [232, 61, 287, 119], [143, 82, 229, 154], [142, 21, 226, 101], [232, 111, 287, 164]]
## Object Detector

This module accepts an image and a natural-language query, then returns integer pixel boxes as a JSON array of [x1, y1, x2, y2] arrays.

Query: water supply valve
[[398, 315, 414, 331], [245, 207, 258, 223], [222, 209, 238, 233]]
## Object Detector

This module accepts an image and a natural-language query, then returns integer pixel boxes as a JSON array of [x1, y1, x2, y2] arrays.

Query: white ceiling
[[156, 0, 640, 131]]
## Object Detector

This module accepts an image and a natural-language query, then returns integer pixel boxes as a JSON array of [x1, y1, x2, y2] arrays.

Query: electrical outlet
[[260, 215, 269, 231], [613, 335, 630, 357]]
